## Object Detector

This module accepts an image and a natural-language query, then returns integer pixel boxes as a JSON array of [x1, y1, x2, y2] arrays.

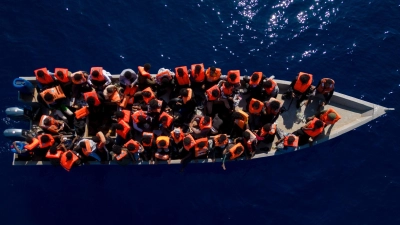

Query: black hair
[[124, 71, 132, 79], [44, 93, 54, 102], [106, 87, 114, 94], [142, 91, 151, 98], [211, 89, 219, 97], [263, 80, 272, 88], [56, 71, 64, 79], [243, 131, 251, 140], [263, 123, 271, 131], [43, 118, 51, 126], [252, 101, 260, 109], [25, 136, 33, 143], [115, 123, 124, 130], [300, 74, 310, 84], [251, 73, 259, 81], [161, 77, 169, 85], [40, 135, 50, 143], [228, 73, 237, 81], [36, 70, 45, 77], [218, 134, 227, 143], [197, 141, 206, 148], [269, 100, 280, 110], [180, 88, 188, 97], [79, 141, 86, 148], [92, 136, 100, 143], [160, 116, 168, 123], [127, 143, 136, 151], [203, 116, 211, 124], [73, 73, 82, 81], [210, 66, 216, 72], [49, 145, 58, 154], [137, 116, 146, 124], [86, 96, 95, 106], [91, 70, 100, 77], [158, 140, 167, 147], [177, 68, 184, 77], [231, 112, 243, 120], [112, 145, 122, 155], [314, 120, 324, 129], [142, 136, 151, 144], [149, 99, 160, 109], [224, 82, 232, 88], [115, 111, 124, 119], [144, 63, 151, 71], [287, 136, 295, 144], [194, 65, 201, 74], [235, 146, 243, 154], [183, 137, 192, 146], [325, 79, 333, 86], [66, 152, 73, 161]]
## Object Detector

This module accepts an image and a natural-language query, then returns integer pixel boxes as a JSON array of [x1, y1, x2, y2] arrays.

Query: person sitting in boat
[[158, 111, 174, 135], [230, 110, 249, 138], [115, 110, 132, 124], [169, 88, 196, 124], [190, 115, 212, 138], [147, 98, 168, 119], [71, 71, 92, 99], [60, 150, 82, 172], [274, 128, 299, 151], [102, 85, 121, 103], [87, 67, 112, 91], [248, 98, 264, 130], [262, 76, 279, 100], [174, 66, 191, 93], [34, 67, 55, 90], [39, 85, 67, 106], [308, 78, 335, 110], [226, 70, 241, 90], [221, 143, 244, 170], [155, 68, 174, 98], [209, 134, 229, 162], [293, 118, 325, 146], [123, 139, 143, 162], [154, 136, 172, 164], [140, 87, 156, 105], [83, 90, 103, 112], [244, 72, 264, 101], [219, 81, 235, 111], [141, 132, 155, 162], [110, 145, 131, 166], [131, 109, 151, 135], [180, 134, 196, 170], [107, 120, 131, 146], [256, 123, 277, 149], [37, 133, 56, 151], [45, 144, 65, 166], [306, 108, 341, 127], [119, 68, 138, 89], [11, 136, 39, 158], [194, 137, 209, 160], [283, 72, 313, 109], [74, 138, 101, 162], [240, 129, 258, 158], [189, 63, 206, 105], [170, 128, 184, 159], [54, 68, 72, 97], [205, 66, 222, 89], [39, 115, 72, 134], [262, 98, 283, 124], [137, 63, 156, 90], [91, 131, 110, 161], [205, 84, 221, 115]]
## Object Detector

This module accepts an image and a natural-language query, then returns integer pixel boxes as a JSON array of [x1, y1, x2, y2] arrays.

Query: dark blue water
[[1, 0, 399, 224]]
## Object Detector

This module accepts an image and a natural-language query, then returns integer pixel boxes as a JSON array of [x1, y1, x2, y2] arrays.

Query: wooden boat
[[5, 74, 394, 166]]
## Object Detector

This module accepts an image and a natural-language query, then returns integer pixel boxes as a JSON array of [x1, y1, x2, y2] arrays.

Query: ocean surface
[[1, 0, 399, 224]]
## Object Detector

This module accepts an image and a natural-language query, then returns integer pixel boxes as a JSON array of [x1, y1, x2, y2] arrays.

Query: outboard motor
[[3, 129, 33, 141]]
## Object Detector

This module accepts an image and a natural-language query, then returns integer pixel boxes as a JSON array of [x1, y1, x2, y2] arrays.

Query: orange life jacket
[[221, 83, 234, 96], [24, 138, 39, 151], [155, 152, 170, 160], [191, 63, 205, 82], [81, 139, 93, 157], [316, 78, 335, 94], [54, 68, 70, 84], [229, 143, 244, 160], [115, 150, 128, 161], [75, 106, 90, 119], [46, 150, 63, 159], [264, 78, 277, 95], [90, 67, 105, 82], [234, 110, 249, 129], [60, 150, 79, 172], [123, 85, 138, 96], [142, 132, 154, 147], [71, 72, 87, 84], [303, 118, 325, 138], [170, 128, 184, 144], [159, 112, 173, 128], [118, 110, 131, 123], [194, 138, 208, 157], [249, 72, 262, 86], [283, 134, 299, 147], [83, 91, 101, 106], [206, 67, 222, 82], [213, 134, 228, 147], [249, 98, 264, 115], [96, 132, 106, 150], [39, 115, 57, 129], [183, 134, 196, 151], [40, 86, 66, 104], [109, 90, 121, 103], [138, 66, 151, 79], [34, 67, 53, 84], [120, 86, 137, 108], [260, 123, 277, 137], [227, 70, 241, 84], [142, 87, 156, 104], [116, 120, 130, 139], [206, 85, 220, 101], [293, 72, 313, 93], [320, 108, 341, 125], [265, 98, 282, 115], [174, 66, 190, 86], [156, 136, 170, 149], [182, 88, 193, 104], [199, 116, 212, 130], [132, 110, 146, 124], [38, 134, 55, 149], [124, 139, 141, 153], [156, 70, 172, 82]]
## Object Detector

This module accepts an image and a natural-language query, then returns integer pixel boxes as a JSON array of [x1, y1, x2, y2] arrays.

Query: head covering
[[173, 128, 181, 134], [328, 113, 337, 120]]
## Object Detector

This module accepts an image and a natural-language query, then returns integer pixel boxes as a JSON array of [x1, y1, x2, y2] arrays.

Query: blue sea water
[[1, 0, 400, 224]]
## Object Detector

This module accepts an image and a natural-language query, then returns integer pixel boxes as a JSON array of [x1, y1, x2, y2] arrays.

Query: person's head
[[251, 101, 260, 110], [112, 145, 122, 155], [106, 87, 115, 94], [43, 118, 51, 126], [202, 116, 211, 124], [224, 81, 232, 88], [44, 93, 54, 102], [314, 120, 324, 129], [73, 73, 83, 81], [36, 70, 45, 78], [194, 65, 202, 74], [137, 116, 146, 124], [197, 141, 206, 148], [243, 130, 251, 140], [325, 79, 333, 86], [49, 145, 57, 154], [235, 146, 243, 154], [180, 88, 188, 97], [91, 70, 100, 77], [217, 134, 227, 143], [143, 63, 151, 72], [251, 73, 259, 82], [142, 91, 152, 98], [173, 129, 181, 138], [124, 71, 132, 79], [127, 143, 136, 151], [262, 123, 271, 131], [79, 141, 86, 148], [149, 99, 160, 109], [161, 77, 169, 85], [86, 96, 95, 106], [56, 71, 64, 79], [263, 79, 273, 88], [209, 66, 216, 76], [158, 140, 167, 147], [183, 137, 192, 146], [231, 112, 243, 120], [40, 135, 50, 143], [211, 89, 219, 97], [269, 100, 281, 111], [160, 116, 168, 124], [287, 136, 295, 144], [115, 111, 124, 119], [66, 152, 73, 161], [25, 136, 33, 144], [228, 73, 237, 81], [328, 113, 337, 121], [142, 136, 152, 145], [177, 68, 184, 77], [92, 136, 100, 143], [115, 123, 124, 130], [299, 74, 310, 84]]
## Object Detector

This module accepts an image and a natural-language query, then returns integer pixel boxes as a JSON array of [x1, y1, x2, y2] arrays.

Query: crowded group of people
[[11, 63, 341, 171]]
